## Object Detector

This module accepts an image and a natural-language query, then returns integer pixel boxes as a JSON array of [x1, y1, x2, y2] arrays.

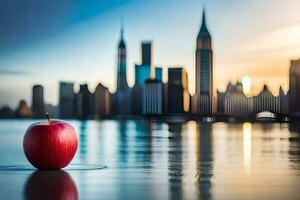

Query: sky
[[1, 0, 300, 108]]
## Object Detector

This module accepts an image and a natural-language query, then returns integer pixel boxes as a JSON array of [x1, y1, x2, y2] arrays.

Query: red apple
[[23, 113, 78, 170]]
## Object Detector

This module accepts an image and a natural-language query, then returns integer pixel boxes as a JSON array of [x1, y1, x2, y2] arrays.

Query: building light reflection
[[243, 122, 252, 174]]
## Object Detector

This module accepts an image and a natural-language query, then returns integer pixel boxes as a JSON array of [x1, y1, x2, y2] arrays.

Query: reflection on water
[[289, 123, 300, 172], [197, 124, 213, 200], [168, 122, 184, 200], [79, 121, 87, 159], [24, 170, 78, 200], [243, 123, 252, 173], [0, 120, 300, 200]]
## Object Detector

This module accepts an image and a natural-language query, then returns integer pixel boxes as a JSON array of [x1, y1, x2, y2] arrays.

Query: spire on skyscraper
[[121, 16, 124, 39], [194, 7, 216, 115], [199, 7, 210, 37], [116, 17, 128, 92], [115, 16, 131, 115], [202, 7, 206, 28], [118, 19, 126, 48]]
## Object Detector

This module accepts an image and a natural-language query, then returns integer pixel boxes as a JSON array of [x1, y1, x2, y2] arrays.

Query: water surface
[[0, 120, 299, 200]]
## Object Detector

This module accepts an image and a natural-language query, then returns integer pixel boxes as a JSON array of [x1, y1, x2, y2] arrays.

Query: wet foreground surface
[[0, 120, 300, 200]]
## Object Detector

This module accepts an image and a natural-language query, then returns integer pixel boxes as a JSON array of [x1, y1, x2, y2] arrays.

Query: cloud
[[0, 69, 30, 76], [234, 23, 300, 58]]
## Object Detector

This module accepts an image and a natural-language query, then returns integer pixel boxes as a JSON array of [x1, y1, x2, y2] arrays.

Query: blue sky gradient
[[1, 0, 300, 107]]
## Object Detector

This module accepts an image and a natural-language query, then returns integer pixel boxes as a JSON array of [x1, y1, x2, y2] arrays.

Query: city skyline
[[3, 9, 299, 120], [1, 0, 300, 107], [1, 2, 300, 200]]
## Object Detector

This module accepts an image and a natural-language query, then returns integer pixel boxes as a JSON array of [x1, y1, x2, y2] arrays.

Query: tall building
[[167, 67, 190, 114], [132, 64, 151, 115], [194, 9, 216, 115], [279, 86, 289, 115], [142, 41, 152, 66], [289, 59, 300, 116], [134, 41, 152, 85], [131, 41, 152, 115], [131, 84, 143, 115], [75, 84, 94, 119], [115, 25, 131, 115], [94, 83, 111, 118], [31, 85, 44, 118], [217, 90, 225, 115], [155, 67, 163, 81], [116, 26, 129, 92], [142, 79, 164, 115], [59, 81, 75, 118], [134, 64, 151, 85]]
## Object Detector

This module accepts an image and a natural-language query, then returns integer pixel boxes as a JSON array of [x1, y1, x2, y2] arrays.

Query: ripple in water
[[0, 164, 107, 171]]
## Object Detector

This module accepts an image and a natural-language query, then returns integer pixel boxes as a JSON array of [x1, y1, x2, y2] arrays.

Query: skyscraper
[[134, 64, 151, 85], [114, 25, 131, 115], [167, 67, 190, 114], [279, 86, 289, 115], [155, 67, 163, 81], [132, 63, 151, 115], [31, 85, 44, 118], [75, 84, 94, 119], [134, 41, 152, 85], [131, 41, 152, 115], [142, 41, 152, 66], [142, 79, 164, 115], [116, 26, 129, 92], [94, 83, 111, 118], [289, 59, 300, 116], [59, 81, 75, 118], [194, 9, 216, 115]]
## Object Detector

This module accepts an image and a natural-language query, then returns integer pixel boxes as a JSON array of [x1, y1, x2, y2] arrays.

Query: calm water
[[0, 119, 300, 200]]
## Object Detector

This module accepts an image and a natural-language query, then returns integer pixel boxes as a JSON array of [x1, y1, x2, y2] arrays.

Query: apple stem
[[46, 112, 51, 124]]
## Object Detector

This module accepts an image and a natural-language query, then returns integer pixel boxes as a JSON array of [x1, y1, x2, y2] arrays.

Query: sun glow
[[241, 76, 251, 95]]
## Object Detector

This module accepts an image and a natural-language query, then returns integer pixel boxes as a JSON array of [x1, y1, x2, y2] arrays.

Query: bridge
[[256, 111, 277, 120]]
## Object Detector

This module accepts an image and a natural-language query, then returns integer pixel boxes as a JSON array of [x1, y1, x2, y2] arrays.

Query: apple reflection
[[24, 170, 78, 200]]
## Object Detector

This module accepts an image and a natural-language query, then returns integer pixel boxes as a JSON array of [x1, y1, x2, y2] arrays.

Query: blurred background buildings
[[1, 10, 300, 120]]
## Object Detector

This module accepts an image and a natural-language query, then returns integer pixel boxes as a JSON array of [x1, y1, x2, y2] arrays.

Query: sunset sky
[[1, 0, 300, 107]]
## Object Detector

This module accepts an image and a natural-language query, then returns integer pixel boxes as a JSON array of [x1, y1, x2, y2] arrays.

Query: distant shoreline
[[0, 114, 298, 123]]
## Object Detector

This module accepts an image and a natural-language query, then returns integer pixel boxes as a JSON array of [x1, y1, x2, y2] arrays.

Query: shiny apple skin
[[23, 120, 78, 170]]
